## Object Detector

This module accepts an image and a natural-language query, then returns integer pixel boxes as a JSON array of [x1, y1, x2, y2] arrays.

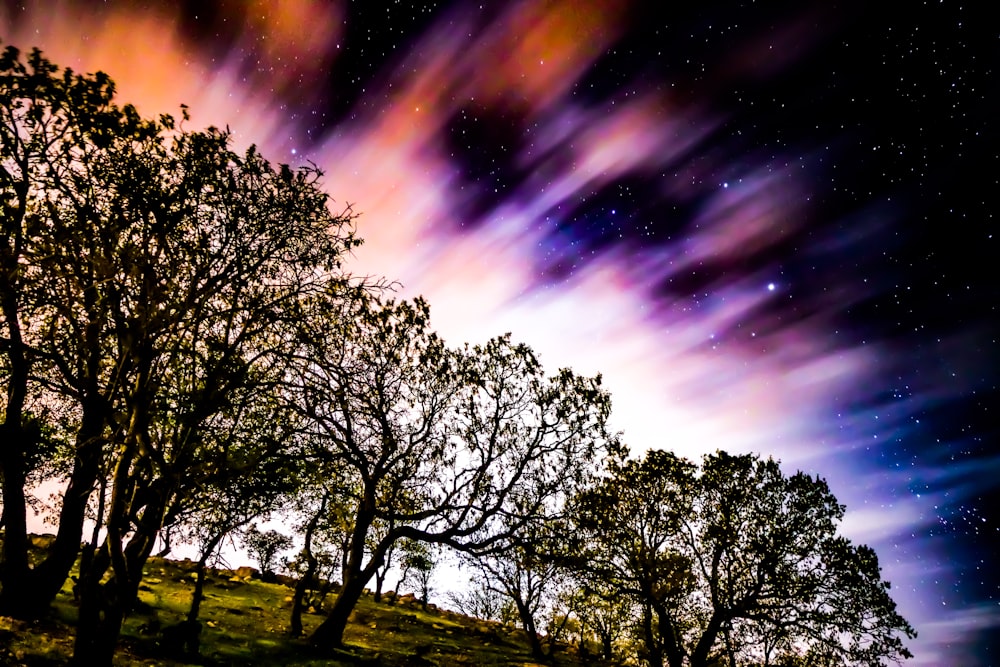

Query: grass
[[0, 549, 592, 666]]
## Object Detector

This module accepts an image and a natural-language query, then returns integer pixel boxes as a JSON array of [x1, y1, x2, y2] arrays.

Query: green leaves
[[0, 45, 362, 641], [571, 450, 915, 667]]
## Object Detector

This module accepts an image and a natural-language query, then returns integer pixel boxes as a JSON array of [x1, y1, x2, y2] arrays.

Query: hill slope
[[0, 553, 593, 666]]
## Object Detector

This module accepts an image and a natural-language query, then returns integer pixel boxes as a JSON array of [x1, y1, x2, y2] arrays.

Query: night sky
[[2, 1, 997, 663]]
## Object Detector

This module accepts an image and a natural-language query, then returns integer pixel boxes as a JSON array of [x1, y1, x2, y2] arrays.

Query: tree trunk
[[187, 563, 208, 623], [516, 598, 546, 662], [71, 562, 133, 667], [309, 566, 370, 648], [289, 560, 316, 638], [655, 604, 686, 667], [290, 498, 325, 637], [187, 532, 226, 624], [689, 611, 724, 667], [0, 405, 107, 619], [641, 604, 664, 667], [309, 484, 385, 650], [373, 569, 387, 602], [0, 190, 34, 617], [71, 475, 169, 666], [72, 538, 143, 667], [31, 410, 106, 606], [600, 628, 614, 661], [0, 427, 33, 616]]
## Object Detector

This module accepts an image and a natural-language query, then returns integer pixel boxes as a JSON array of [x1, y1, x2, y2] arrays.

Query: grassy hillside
[[0, 548, 595, 666]]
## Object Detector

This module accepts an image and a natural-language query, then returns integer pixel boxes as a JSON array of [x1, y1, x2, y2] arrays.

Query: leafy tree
[[563, 579, 636, 662], [0, 45, 362, 665], [291, 295, 617, 649], [396, 539, 437, 609], [242, 525, 294, 581], [574, 450, 916, 667], [463, 536, 564, 661], [168, 436, 304, 624], [0, 43, 152, 617], [284, 483, 347, 637]]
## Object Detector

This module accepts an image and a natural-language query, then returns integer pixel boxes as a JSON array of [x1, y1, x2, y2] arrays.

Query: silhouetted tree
[[447, 574, 510, 623], [396, 539, 437, 609], [1, 43, 152, 618], [242, 526, 293, 581], [462, 533, 565, 661], [171, 439, 303, 624], [286, 485, 336, 637], [292, 295, 617, 649], [0, 45, 362, 666], [574, 450, 916, 667], [563, 579, 635, 662]]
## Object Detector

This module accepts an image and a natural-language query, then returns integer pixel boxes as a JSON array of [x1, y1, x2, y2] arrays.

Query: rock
[[275, 573, 297, 586], [234, 566, 260, 580], [28, 534, 56, 549]]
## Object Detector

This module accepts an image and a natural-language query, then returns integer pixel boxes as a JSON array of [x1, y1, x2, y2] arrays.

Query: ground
[[0, 550, 600, 666]]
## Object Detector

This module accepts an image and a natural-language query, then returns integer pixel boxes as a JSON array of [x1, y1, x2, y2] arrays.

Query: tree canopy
[[288, 294, 618, 647], [572, 450, 917, 667], [1, 43, 361, 665]]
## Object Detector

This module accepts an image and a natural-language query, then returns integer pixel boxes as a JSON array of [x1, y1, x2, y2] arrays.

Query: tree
[[242, 526, 294, 581], [291, 295, 617, 649], [284, 484, 346, 637], [169, 437, 303, 624], [563, 579, 635, 662], [1, 43, 151, 618], [574, 450, 916, 667], [462, 534, 565, 661], [0, 45, 363, 666], [447, 575, 511, 624], [396, 539, 437, 609]]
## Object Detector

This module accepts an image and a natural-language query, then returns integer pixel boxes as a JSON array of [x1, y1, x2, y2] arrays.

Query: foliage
[[0, 42, 915, 667], [573, 450, 916, 667], [291, 294, 618, 648], [0, 43, 361, 665], [242, 526, 294, 579], [396, 539, 437, 608]]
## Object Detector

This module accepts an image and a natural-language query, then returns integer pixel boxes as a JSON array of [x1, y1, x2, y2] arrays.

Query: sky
[[2, 0, 997, 663]]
